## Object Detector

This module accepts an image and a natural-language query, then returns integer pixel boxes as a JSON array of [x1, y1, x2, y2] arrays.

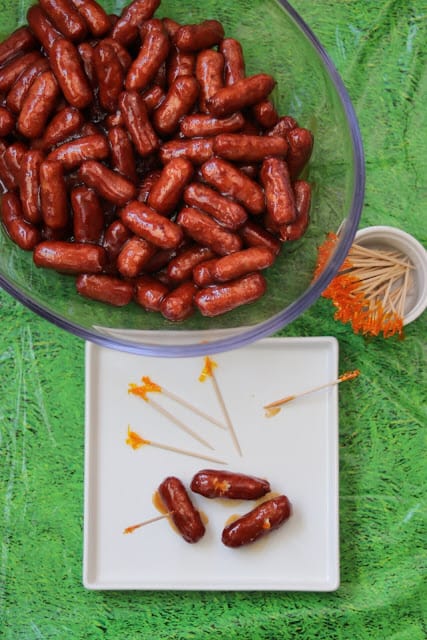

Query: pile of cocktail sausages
[[0, 0, 313, 320]]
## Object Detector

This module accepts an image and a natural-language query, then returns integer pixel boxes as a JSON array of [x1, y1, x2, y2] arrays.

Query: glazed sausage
[[101, 37, 133, 73], [26, 6, 62, 54], [3, 143, 27, 190], [173, 20, 224, 52], [76, 273, 134, 306], [200, 158, 265, 215], [47, 134, 109, 171], [77, 42, 97, 87], [267, 115, 298, 138], [134, 274, 169, 312], [277, 180, 311, 242], [252, 100, 279, 129], [177, 206, 242, 256], [103, 219, 132, 265], [6, 58, 50, 114], [260, 157, 297, 225], [120, 201, 184, 249], [140, 85, 165, 115], [79, 160, 136, 206], [183, 182, 247, 231], [192, 258, 217, 287], [167, 47, 195, 85], [93, 41, 124, 112], [19, 150, 44, 224], [206, 74, 275, 117], [286, 127, 314, 179], [191, 470, 271, 500], [194, 272, 267, 317], [167, 245, 216, 283], [0, 107, 15, 137], [117, 236, 156, 278], [209, 247, 276, 282], [39, 106, 84, 150], [221, 495, 291, 547], [33, 241, 107, 273], [49, 38, 93, 109], [137, 169, 162, 203], [152, 76, 199, 137], [239, 220, 281, 256], [125, 19, 170, 92], [147, 157, 193, 216], [159, 138, 214, 165], [108, 126, 137, 183], [39, 0, 88, 42], [158, 476, 205, 543], [195, 49, 224, 113], [180, 112, 244, 138], [0, 27, 36, 67], [40, 160, 69, 229], [119, 91, 159, 157], [0, 146, 16, 191], [112, 0, 161, 46], [17, 71, 60, 139], [0, 51, 42, 94], [71, 186, 104, 243], [219, 38, 245, 86], [160, 281, 197, 321], [213, 134, 288, 163], [0, 192, 41, 250], [70, 0, 111, 37]]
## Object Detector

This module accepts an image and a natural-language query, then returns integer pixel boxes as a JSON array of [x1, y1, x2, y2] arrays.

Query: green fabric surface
[[0, 0, 426, 638]]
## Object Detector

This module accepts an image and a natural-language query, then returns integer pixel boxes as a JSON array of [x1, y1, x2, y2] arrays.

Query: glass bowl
[[0, 0, 364, 357]]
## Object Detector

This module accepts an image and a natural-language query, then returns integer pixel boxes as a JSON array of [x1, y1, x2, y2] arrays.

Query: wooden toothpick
[[123, 513, 170, 534], [199, 357, 242, 456], [264, 370, 360, 416], [126, 426, 228, 465]]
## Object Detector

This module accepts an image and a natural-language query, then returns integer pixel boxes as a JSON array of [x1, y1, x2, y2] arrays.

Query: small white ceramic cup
[[354, 226, 427, 325]]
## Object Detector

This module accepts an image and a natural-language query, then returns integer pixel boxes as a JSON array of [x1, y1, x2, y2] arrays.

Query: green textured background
[[1, 0, 426, 638]]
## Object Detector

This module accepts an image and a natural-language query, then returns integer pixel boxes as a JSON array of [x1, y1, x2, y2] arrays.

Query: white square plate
[[83, 337, 339, 591]]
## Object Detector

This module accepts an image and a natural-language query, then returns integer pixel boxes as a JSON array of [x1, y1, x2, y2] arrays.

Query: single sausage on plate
[[195, 272, 266, 317], [76, 273, 134, 306], [158, 476, 205, 543], [33, 240, 107, 273], [191, 469, 271, 500], [221, 495, 291, 547]]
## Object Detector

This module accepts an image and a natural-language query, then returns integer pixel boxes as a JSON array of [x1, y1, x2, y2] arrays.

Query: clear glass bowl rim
[[0, 0, 365, 357]]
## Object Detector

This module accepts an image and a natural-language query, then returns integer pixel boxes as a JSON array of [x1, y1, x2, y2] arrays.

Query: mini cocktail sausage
[[47, 134, 109, 171], [112, 0, 161, 46], [260, 157, 297, 225], [17, 71, 60, 139], [206, 74, 275, 117], [200, 158, 265, 215], [183, 182, 247, 231], [208, 247, 276, 282], [49, 38, 93, 109], [71, 186, 104, 243], [173, 20, 224, 52], [191, 470, 271, 500], [158, 476, 205, 543], [19, 150, 44, 224], [120, 201, 183, 249], [79, 160, 136, 205], [125, 19, 169, 92], [195, 272, 266, 317], [76, 273, 134, 306], [134, 274, 169, 312], [221, 495, 291, 547], [160, 281, 197, 321], [33, 241, 107, 273], [177, 206, 242, 256], [1, 192, 41, 250], [147, 157, 193, 216], [213, 134, 287, 163], [39, 0, 88, 42]]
